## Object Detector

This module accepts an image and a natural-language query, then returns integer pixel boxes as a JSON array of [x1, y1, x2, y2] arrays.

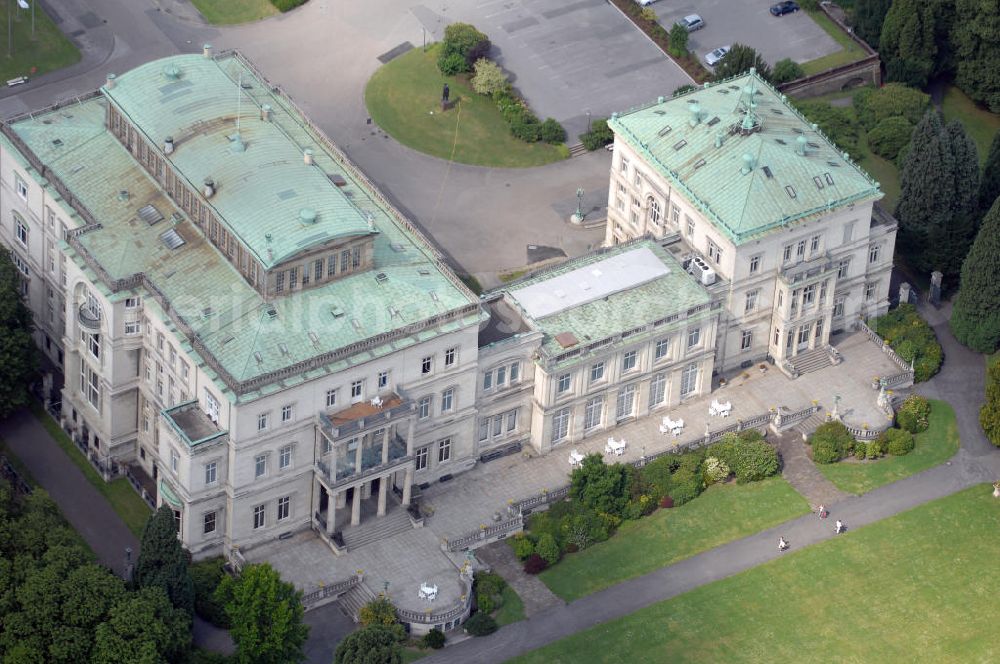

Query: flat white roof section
[[510, 246, 670, 319]]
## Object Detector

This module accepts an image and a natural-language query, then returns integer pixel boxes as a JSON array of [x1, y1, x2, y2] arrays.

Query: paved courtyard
[[655, 0, 840, 70]]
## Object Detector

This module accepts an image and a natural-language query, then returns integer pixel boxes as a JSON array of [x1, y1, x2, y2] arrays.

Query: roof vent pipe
[[203, 178, 215, 198], [163, 136, 174, 155], [303, 149, 314, 166], [260, 104, 272, 122], [105, 73, 116, 90], [741, 153, 755, 175], [715, 131, 724, 148], [203, 44, 213, 58], [688, 101, 701, 127], [796, 135, 808, 156]]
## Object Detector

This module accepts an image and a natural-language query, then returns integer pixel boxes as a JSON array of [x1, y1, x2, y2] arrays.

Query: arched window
[[648, 198, 661, 226]]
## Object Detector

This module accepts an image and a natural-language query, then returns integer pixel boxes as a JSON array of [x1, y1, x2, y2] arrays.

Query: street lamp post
[[586, 110, 592, 133], [575, 188, 585, 219]]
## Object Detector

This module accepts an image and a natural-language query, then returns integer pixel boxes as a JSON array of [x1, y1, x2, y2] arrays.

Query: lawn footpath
[[0, 1, 79, 82], [538, 477, 810, 602], [512, 483, 1000, 663], [365, 45, 567, 168]]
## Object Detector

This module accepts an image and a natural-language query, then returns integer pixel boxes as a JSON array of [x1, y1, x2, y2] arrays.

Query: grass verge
[[817, 399, 959, 495], [30, 402, 151, 537], [942, 85, 1000, 166], [538, 477, 810, 602], [401, 646, 429, 662], [188, 0, 277, 24], [513, 484, 1000, 663], [365, 45, 566, 168], [494, 585, 526, 626], [800, 9, 868, 76], [0, 2, 80, 82]]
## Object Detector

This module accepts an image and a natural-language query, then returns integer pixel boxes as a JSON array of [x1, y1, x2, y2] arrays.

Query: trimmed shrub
[[536, 533, 560, 566], [659, 495, 674, 509], [579, 119, 614, 150], [669, 468, 703, 506], [793, 100, 860, 157], [865, 438, 885, 459], [570, 455, 633, 519], [523, 553, 547, 574], [561, 506, 610, 550], [710, 432, 779, 483], [476, 592, 496, 615], [772, 58, 805, 85], [269, 0, 307, 12], [668, 22, 689, 57], [853, 83, 930, 131], [438, 23, 490, 73], [885, 428, 916, 456], [475, 572, 506, 599], [422, 628, 446, 649], [359, 596, 398, 627], [703, 457, 730, 485], [190, 558, 230, 628], [640, 456, 673, 500], [810, 421, 853, 464], [464, 612, 498, 636], [854, 442, 867, 460], [438, 52, 467, 76], [672, 84, 697, 97], [897, 394, 931, 433], [867, 116, 915, 160], [870, 304, 942, 382], [982, 363, 1000, 447], [511, 534, 535, 560], [471, 58, 508, 96], [539, 118, 567, 144]]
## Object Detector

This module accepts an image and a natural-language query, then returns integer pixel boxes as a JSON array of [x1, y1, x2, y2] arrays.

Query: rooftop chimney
[[715, 131, 724, 148], [688, 101, 701, 127], [260, 104, 272, 122], [163, 136, 174, 155], [203, 44, 213, 59], [105, 73, 116, 90], [741, 153, 755, 175], [303, 149, 314, 166], [796, 135, 808, 156], [203, 178, 215, 198]]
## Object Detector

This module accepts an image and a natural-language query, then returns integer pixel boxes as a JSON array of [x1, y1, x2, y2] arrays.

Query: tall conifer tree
[[950, 196, 1000, 353]]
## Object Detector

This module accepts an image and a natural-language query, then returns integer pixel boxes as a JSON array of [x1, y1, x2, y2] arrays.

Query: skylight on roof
[[266, 306, 278, 320], [693, 159, 706, 169], [785, 185, 797, 199], [375, 272, 388, 283], [657, 125, 672, 137], [791, 127, 804, 134], [807, 141, 820, 149], [770, 108, 784, 115], [762, 166, 773, 178], [139, 204, 164, 226], [824, 172, 835, 185], [673, 139, 687, 150], [707, 116, 720, 126], [814, 176, 825, 189], [826, 161, 841, 168], [160, 228, 184, 250], [775, 138, 787, 145]]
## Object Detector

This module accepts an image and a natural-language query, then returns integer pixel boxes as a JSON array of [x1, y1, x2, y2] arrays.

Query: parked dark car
[[770, 1, 800, 15]]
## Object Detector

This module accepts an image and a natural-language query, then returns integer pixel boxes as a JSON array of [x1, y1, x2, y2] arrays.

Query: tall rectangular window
[[837, 259, 851, 279], [865, 282, 876, 301], [281, 404, 293, 422], [279, 445, 292, 469], [421, 356, 432, 374], [655, 338, 670, 360], [257, 413, 268, 431], [649, 372, 667, 406], [441, 387, 454, 413], [749, 254, 761, 274], [325, 389, 338, 408], [351, 380, 363, 399], [483, 371, 493, 391], [680, 363, 698, 397], [15, 174, 28, 199], [622, 350, 638, 372], [803, 284, 816, 306], [796, 240, 806, 259], [687, 327, 700, 349], [254, 455, 267, 478], [590, 361, 605, 382], [584, 396, 603, 430], [783, 244, 793, 262], [205, 462, 217, 485], [834, 295, 846, 317], [478, 418, 490, 442], [685, 216, 694, 236], [415, 446, 429, 471], [842, 221, 855, 244], [445, 347, 456, 367], [552, 408, 570, 443], [418, 396, 431, 419], [15, 218, 28, 246], [707, 240, 722, 264], [253, 505, 265, 529], [616, 384, 636, 420], [277, 496, 290, 521], [869, 244, 880, 264], [741, 329, 753, 351], [438, 438, 451, 463], [744, 289, 759, 313], [557, 373, 571, 394], [204, 511, 217, 535]]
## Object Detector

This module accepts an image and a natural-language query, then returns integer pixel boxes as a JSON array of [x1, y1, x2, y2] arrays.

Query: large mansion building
[[0, 55, 895, 560]]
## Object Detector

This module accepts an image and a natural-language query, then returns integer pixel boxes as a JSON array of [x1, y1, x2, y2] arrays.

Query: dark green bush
[[438, 52, 467, 76], [475, 572, 506, 598], [464, 612, 498, 636], [709, 432, 779, 483], [669, 467, 703, 506], [897, 394, 931, 433], [793, 100, 860, 157], [511, 534, 534, 560], [536, 533, 560, 565], [559, 505, 610, 550], [870, 304, 942, 382], [189, 558, 230, 628], [640, 456, 673, 499], [579, 119, 614, 150], [853, 83, 930, 131], [981, 362, 1000, 447], [510, 119, 541, 142], [810, 421, 853, 464], [570, 455, 633, 519], [672, 84, 697, 97], [865, 438, 885, 459], [884, 428, 916, 455], [269, 0, 307, 12], [867, 116, 914, 160], [438, 23, 490, 74], [422, 628, 446, 649], [772, 58, 805, 85], [539, 118, 567, 144]]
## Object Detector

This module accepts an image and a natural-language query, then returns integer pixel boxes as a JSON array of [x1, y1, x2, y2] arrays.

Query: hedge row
[[870, 304, 943, 382]]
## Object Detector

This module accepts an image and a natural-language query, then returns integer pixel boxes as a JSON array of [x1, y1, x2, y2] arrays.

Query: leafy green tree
[[980, 362, 1000, 445], [942, 119, 981, 264], [135, 505, 194, 616], [951, 0, 1000, 112], [880, 0, 953, 88], [895, 110, 957, 273], [437, 23, 490, 73], [471, 58, 507, 96], [668, 22, 689, 57], [217, 563, 308, 664], [852, 83, 930, 131], [333, 625, 403, 664], [866, 116, 914, 160], [793, 100, 860, 157], [569, 455, 631, 518], [0, 250, 38, 420], [771, 58, 804, 84], [978, 132, 1000, 220], [359, 596, 398, 627], [950, 197, 1000, 353], [92, 587, 192, 664], [712, 44, 772, 82], [851, 0, 893, 47]]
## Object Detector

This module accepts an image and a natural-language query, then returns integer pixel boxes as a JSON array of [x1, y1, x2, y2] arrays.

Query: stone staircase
[[788, 347, 832, 376], [799, 410, 829, 437], [337, 582, 376, 622], [340, 506, 413, 551], [568, 143, 588, 157]]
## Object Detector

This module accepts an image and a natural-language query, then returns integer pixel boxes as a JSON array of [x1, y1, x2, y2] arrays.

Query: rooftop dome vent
[[162, 65, 182, 81], [688, 101, 701, 127], [741, 153, 756, 175], [299, 208, 317, 224], [796, 135, 808, 156]]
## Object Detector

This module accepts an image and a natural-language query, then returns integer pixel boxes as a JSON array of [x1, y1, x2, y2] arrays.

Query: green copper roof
[[498, 241, 712, 359], [103, 54, 374, 267], [609, 70, 882, 245], [9, 53, 480, 400]]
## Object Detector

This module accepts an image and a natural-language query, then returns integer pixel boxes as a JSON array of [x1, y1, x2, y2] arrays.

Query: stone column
[[311, 479, 321, 519], [898, 282, 911, 306], [354, 436, 363, 475], [336, 491, 347, 509], [406, 417, 416, 455], [402, 467, 414, 506], [326, 488, 336, 536], [377, 476, 388, 516], [351, 486, 362, 526], [381, 428, 389, 464]]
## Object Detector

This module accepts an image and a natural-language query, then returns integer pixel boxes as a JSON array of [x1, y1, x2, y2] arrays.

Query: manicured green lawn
[[538, 477, 811, 602], [0, 2, 80, 82], [188, 0, 277, 24], [365, 45, 567, 168], [513, 484, 1000, 663], [942, 85, 1000, 166], [401, 647, 429, 663], [494, 585, 526, 626], [30, 402, 151, 537], [800, 9, 867, 76], [817, 400, 958, 495]]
